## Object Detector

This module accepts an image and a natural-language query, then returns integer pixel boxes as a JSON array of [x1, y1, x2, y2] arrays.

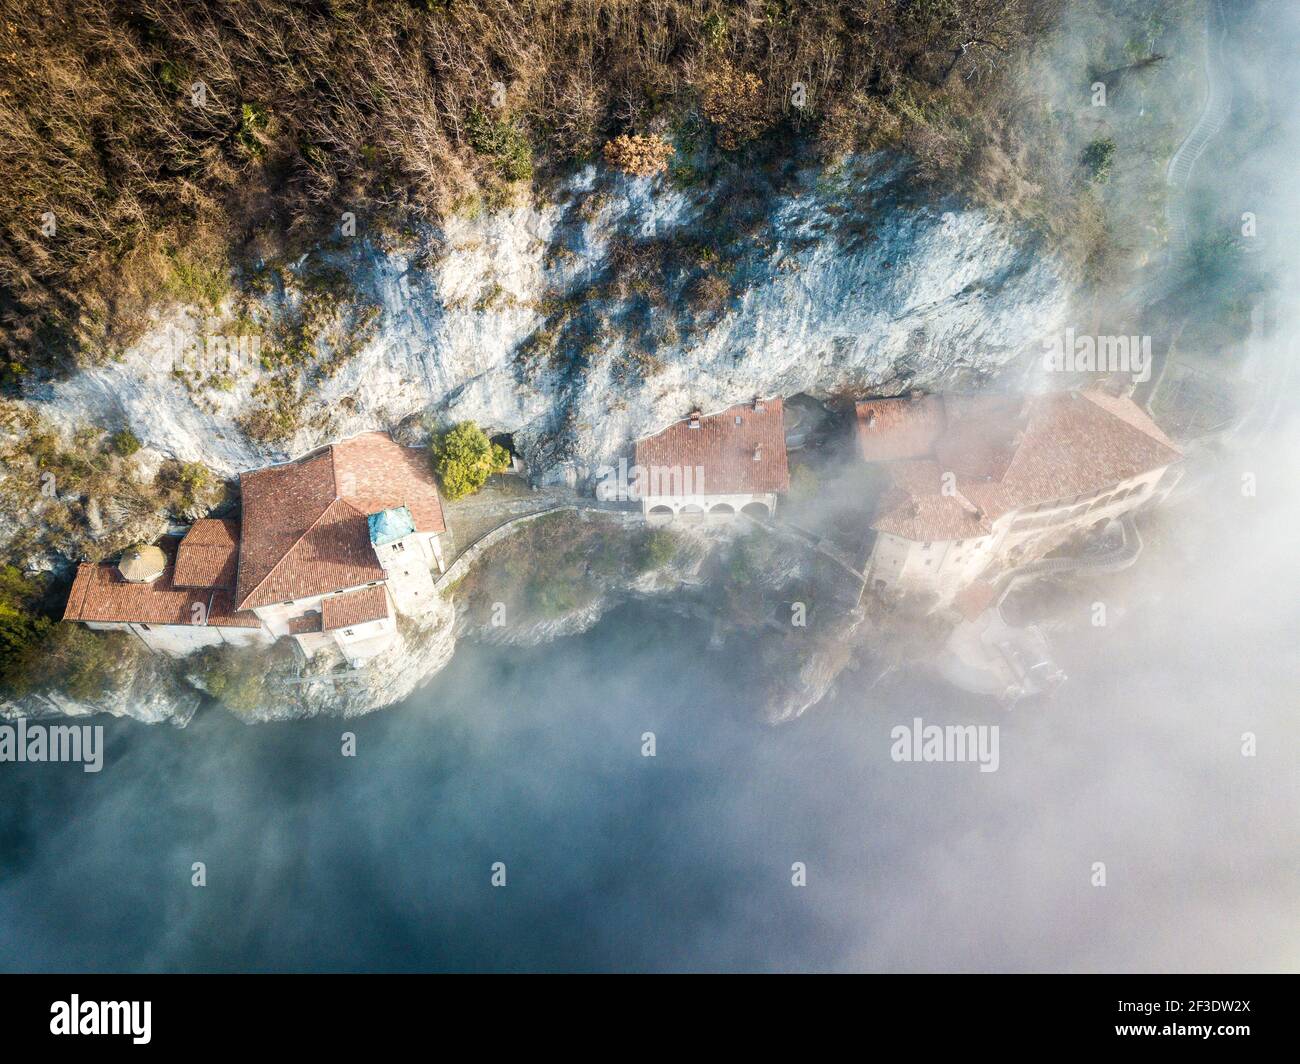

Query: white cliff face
[[1, 657, 200, 726], [230, 592, 459, 724], [26, 154, 1071, 483], [17, 153, 1075, 726]]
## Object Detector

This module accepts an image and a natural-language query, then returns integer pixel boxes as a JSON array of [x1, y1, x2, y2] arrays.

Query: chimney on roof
[[688, 410, 702, 430], [753, 444, 763, 462]]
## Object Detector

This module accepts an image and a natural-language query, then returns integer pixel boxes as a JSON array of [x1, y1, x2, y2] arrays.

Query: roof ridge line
[[1070, 392, 1178, 456], [631, 397, 781, 444], [66, 563, 95, 619], [236, 495, 345, 610]]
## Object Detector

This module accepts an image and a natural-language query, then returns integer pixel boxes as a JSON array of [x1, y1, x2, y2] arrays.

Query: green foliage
[[527, 569, 583, 617], [721, 532, 778, 625], [192, 640, 298, 716], [238, 102, 270, 157], [726, 535, 761, 586], [192, 644, 269, 714], [33, 624, 134, 702], [110, 428, 142, 457], [430, 422, 511, 500], [635, 528, 679, 571], [455, 511, 633, 626], [0, 568, 135, 701], [164, 246, 230, 309], [1081, 138, 1117, 183], [0, 567, 50, 693], [702, 11, 729, 49], [466, 107, 533, 181], [154, 460, 215, 512]]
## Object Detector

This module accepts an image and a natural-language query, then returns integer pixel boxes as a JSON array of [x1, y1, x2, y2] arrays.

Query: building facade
[[633, 399, 790, 525], [64, 432, 449, 666], [858, 389, 1182, 607], [62, 524, 272, 658]]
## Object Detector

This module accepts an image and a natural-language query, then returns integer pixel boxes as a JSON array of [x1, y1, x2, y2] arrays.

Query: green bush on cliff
[[1081, 137, 1117, 183], [0, 566, 49, 693], [28, 624, 133, 702], [110, 428, 141, 456], [1, 567, 131, 700], [192, 644, 268, 714], [635, 529, 679, 571], [430, 422, 511, 501]]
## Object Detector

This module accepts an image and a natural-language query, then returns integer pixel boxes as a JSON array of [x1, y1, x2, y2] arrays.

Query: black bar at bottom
[[0, 973, 1288, 1051]]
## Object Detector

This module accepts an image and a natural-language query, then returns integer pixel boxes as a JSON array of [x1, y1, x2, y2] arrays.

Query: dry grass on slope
[[0, 0, 1057, 381]]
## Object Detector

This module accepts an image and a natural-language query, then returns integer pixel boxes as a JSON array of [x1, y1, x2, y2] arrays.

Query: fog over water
[[0, 420, 1295, 973], [2, 0, 1299, 974]]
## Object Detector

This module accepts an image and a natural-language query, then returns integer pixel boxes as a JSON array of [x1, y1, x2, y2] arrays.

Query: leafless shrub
[[694, 61, 769, 151], [602, 133, 676, 177]]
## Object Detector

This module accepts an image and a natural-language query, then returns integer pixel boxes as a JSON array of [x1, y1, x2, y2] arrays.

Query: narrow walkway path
[[766, 516, 868, 582], [1163, 0, 1229, 260], [993, 514, 1143, 615], [435, 498, 635, 592], [1136, 0, 1230, 410]]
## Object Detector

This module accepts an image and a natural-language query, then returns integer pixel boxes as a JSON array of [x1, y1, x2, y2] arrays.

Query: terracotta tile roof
[[331, 433, 446, 536], [932, 395, 1025, 481], [634, 399, 789, 497], [868, 390, 1180, 542], [63, 550, 263, 629], [286, 613, 323, 635], [1078, 388, 1179, 451], [174, 518, 239, 589], [856, 395, 946, 461], [205, 590, 265, 628], [871, 460, 993, 541], [321, 585, 390, 631], [235, 432, 445, 610]]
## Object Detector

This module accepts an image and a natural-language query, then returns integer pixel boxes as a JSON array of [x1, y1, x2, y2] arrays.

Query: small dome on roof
[[367, 505, 415, 546], [118, 544, 166, 583]]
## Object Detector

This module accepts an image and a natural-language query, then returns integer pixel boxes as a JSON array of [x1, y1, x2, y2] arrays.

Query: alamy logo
[[50, 996, 151, 1044], [594, 458, 707, 502], [0, 719, 103, 773], [157, 324, 262, 375], [890, 717, 1000, 773], [1042, 327, 1151, 383]]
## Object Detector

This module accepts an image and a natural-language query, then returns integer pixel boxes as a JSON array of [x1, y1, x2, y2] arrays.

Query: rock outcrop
[[13, 153, 1075, 726]]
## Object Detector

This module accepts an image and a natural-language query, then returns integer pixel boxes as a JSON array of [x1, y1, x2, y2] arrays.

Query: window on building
[[393, 542, 405, 553], [140, 623, 151, 631], [344, 629, 355, 637]]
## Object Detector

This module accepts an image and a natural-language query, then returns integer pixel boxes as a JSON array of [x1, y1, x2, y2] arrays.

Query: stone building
[[858, 389, 1182, 606], [634, 399, 790, 525], [64, 432, 448, 667]]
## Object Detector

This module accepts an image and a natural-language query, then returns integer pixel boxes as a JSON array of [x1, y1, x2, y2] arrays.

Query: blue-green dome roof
[[368, 505, 415, 546]]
